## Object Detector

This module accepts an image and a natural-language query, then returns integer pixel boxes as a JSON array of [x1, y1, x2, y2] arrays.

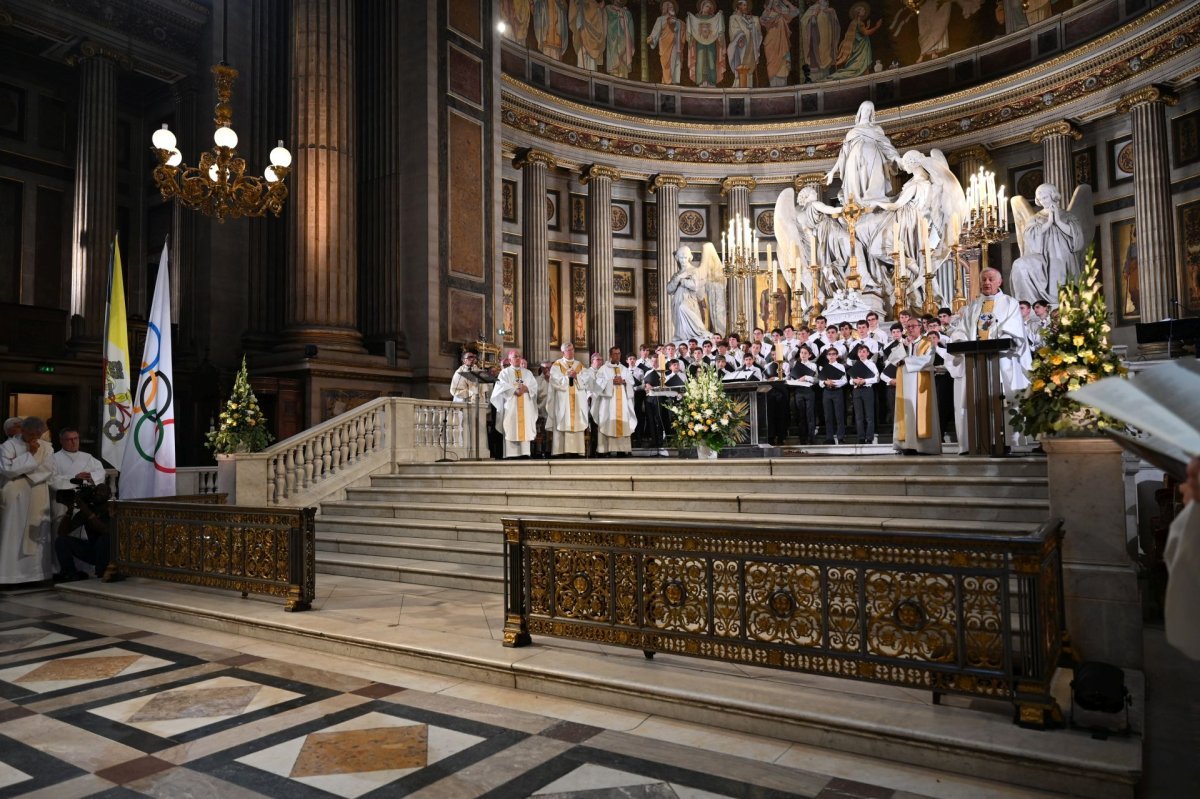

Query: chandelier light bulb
[[264, 165, 279, 183], [166, 148, 182, 167], [208, 163, 224, 182], [269, 140, 292, 168], [497, 20, 508, 34], [213, 125, 238, 149], [151, 124, 176, 151]]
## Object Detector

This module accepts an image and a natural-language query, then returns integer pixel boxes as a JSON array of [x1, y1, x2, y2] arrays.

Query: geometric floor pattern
[[0, 593, 963, 799]]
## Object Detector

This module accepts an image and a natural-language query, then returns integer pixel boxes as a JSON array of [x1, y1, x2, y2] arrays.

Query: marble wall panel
[[447, 43, 483, 109], [448, 111, 485, 280], [448, 287, 485, 344]]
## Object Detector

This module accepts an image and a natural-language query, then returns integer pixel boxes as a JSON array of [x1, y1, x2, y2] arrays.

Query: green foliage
[[665, 366, 748, 452], [205, 356, 275, 455], [1011, 245, 1127, 437]]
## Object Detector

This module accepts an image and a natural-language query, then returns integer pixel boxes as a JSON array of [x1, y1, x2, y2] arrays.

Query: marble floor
[[0, 585, 1091, 799]]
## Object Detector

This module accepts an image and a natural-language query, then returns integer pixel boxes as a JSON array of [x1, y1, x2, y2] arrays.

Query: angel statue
[[699, 242, 728, 337], [1010, 183, 1094, 307], [665, 245, 713, 343], [773, 185, 851, 305], [826, 100, 903, 205]]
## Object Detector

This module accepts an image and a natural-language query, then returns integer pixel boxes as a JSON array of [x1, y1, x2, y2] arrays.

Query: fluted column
[[649, 174, 686, 344], [515, 148, 554, 360], [1119, 86, 1180, 324], [69, 44, 120, 349], [285, 0, 362, 351], [583, 164, 620, 354], [723, 176, 756, 335], [1031, 120, 1082, 199], [948, 145, 992, 186]]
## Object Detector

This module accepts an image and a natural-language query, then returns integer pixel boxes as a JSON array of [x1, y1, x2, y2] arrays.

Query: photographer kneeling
[[53, 479, 110, 581]]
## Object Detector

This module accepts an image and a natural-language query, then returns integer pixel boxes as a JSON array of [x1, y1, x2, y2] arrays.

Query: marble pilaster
[[1030, 120, 1082, 200], [284, 0, 362, 351], [582, 164, 620, 354], [515, 148, 555, 361], [69, 44, 120, 349], [649, 174, 686, 344], [722, 176, 756, 336], [1119, 86, 1180, 324]]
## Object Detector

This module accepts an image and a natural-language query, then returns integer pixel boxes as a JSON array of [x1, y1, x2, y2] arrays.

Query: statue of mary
[[826, 100, 903, 205]]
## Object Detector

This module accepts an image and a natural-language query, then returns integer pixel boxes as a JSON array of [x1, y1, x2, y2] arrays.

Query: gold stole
[[558, 359, 579, 431], [977, 298, 995, 340], [893, 337, 934, 442], [611, 364, 625, 437], [514, 368, 526, 436]]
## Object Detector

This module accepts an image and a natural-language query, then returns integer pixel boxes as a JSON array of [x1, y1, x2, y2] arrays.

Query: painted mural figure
[[727, 0, 764, 88], [534, 0, 570, 60], [800, 0, 840, 81], [647, 1, 684, 85], [569, 0, 606, 70], [605, 0, 636, 79], [760, 0, 801, 87], [826, 101, 903, 205], [830, 3, 881, 80], [500, 0, 533, 43], [890, 0, 983, 63], [686, 0, 726, 88]]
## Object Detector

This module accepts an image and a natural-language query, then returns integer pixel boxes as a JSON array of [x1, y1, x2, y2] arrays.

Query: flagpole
[[100, 234, 116, 462]]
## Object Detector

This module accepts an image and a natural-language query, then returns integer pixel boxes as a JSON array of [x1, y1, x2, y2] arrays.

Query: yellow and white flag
[[102, 236, 132, 469]]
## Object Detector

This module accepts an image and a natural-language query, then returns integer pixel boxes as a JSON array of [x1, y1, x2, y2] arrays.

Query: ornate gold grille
[[504, 517, 1065, 728], [106, 499, 316, 611]]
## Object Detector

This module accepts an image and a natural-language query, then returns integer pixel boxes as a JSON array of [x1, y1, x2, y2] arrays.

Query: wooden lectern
[[945, 338, 1012, 457]]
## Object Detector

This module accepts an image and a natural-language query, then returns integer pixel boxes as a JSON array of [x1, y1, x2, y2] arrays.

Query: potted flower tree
[[207, 357, 274, 500], [666, 365, 747, 459]]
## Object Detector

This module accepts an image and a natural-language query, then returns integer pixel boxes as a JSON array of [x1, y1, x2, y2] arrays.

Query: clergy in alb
[[888, 319, 941, 455], [491, 352, 540, 459], [549, 343, 589, 456], [591, 347, 638, 456], [0, 416, 54, 584]]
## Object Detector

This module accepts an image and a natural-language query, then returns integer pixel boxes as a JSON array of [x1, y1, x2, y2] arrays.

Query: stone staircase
[[315, 456, 1051, 592]]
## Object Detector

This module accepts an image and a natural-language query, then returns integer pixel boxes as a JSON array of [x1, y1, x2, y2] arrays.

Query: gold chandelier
[[150, 64, 291, 221]]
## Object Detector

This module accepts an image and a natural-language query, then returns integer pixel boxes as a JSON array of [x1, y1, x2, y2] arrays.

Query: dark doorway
[[614, 309, 635, 359]]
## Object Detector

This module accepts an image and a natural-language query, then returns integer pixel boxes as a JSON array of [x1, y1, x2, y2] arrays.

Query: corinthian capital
[[1030, 120, 1082, 144], [648, 173, 687, 193], [1117, 84, 1179, 115]]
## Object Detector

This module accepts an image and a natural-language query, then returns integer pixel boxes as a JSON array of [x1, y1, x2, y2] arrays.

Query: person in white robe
[[887, 319, 941, 454], [592, 347, 637, 456], [0, 417, 54, 584], [949, 268, 1031, 447], [490, 351, 539, 458], [50, 426, 106, 528], [1165, 457, 1200, 660], [549, 343, 588, 456]]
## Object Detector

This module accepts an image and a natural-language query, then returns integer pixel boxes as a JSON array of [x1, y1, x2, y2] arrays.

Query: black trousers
[[852, 386, 876, 443], [766, 384, 790, 444], [790, 387, 817, 443], [822, 388, 846, 443], [54, 533, 109, 579]]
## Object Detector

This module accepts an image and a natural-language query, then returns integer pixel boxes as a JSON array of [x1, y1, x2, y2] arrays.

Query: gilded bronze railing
[[503, 517, 1066, 728], [105, 499, 317, 611]]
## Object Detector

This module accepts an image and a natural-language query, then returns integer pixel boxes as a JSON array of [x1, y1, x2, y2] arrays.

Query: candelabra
[[959, 166, 1008, 274], [950, 244, 968, 313], [808, 260, 823, 324], [150, 65, 292, 221], [891, 250, 906, 318], [721, 213, 766, 338]]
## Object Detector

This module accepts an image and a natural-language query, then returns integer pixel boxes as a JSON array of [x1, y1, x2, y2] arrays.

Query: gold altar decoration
[[721, 212, 766, 338], [959, 167, 1008, 273], [151, 65, 291, 221], [108, 499, 316, 611], [951, 244, 968, 313], [503, 516, 1067, 729]]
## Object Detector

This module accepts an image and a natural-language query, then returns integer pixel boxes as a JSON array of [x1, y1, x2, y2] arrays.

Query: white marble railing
[[217, 397, 485, 507], [105, 466, 219, 498]]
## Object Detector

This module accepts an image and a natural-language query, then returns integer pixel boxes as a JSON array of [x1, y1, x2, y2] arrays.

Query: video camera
[[55, 477, 107, 509]]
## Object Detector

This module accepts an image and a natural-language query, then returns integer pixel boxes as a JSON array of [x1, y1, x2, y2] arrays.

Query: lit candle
[[810, 233, 817, 266], [892, 219, 899, 253], [771, 250, 777, 292], [987, 172, 996, 209], [950, 213, 959, 243], [656, 352, 663, 370], [721, 230, 726, 263], [920, 217, 932, 276], [997, 187, 1007, 227]]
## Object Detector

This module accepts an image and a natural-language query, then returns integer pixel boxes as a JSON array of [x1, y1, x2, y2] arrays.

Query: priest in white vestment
[[50, 427, 106, 528], [549, 343, 588, 456], [0, 417, 54, 584], [592, 347, 637, 456], [887, 319, 941, 455], [490, 352, 539, 459]]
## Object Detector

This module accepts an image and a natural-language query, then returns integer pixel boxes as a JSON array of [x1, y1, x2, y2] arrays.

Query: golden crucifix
[[821, 195, 872, 292]]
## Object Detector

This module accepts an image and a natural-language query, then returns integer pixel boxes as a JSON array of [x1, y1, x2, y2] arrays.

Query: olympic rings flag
[[119, 239, 176, 498]]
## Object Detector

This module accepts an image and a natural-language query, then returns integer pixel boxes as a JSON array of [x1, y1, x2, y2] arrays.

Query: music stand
[[460, 370, 497, 461]]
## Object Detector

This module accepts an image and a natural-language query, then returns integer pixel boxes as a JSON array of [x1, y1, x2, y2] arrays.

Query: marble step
[[316, 531, 502, 567], [316, 516, 499, 544], [335, 487, 1050, 523], [315, 551, 504, 593], [390, 456, 1048, 479], [376, 473, 1049, 499]]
